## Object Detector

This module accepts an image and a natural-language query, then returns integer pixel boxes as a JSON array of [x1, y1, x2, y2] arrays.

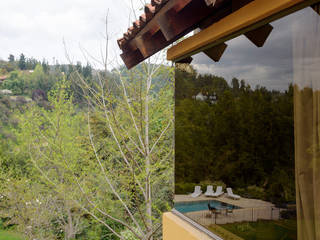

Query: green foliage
[[1, 56, 93, 104], [0, 177, 59, 239], [8, 55, 15, 63], [77, 219, 124, 240], [209, 224, 244, 240], [235, 186, 266, 200], [0, 60, 16, 72], [175, 182, 196, 194], [199, 180, 227, 193], [120, 228, 140, 240], [0, 231, 23, 240], [72, 62, 175, 239], [18, 54, 26, 70], [2, 71, 26, 95], [0, 80, 90, 239], [1, 64, 63, 97], [0, 58, 174, 239], [220, 220, 297, 240], [175, 65, 295, 204]]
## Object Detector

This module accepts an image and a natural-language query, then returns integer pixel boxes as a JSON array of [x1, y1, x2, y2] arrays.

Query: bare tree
[[15, 2, 174, 239], [66, 13, 174, 238], [67, 49, 174, 239]]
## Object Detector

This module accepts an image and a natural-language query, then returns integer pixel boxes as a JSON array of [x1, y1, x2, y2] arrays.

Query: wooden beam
[[199, 3, 232, 29], [172, 0, 192, 12], [232, 0, 253, 12], [203, 42, 227, 62], [157, 0, 211, 41], [167, 0, 320, 61], [176, 56, 193, 64], [244, 24, 273, 47], [157, 8, 181, 41], [135, 30, 168, 57], [121, 49, 144, 69]]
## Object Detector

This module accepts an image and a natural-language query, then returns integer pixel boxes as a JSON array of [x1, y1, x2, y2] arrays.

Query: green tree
[[82, 63, 92, 79], [175, 66, 295, 203], [18, 54, 26, 70], [29, 64, 61, 96], [41, 59, 49, 73], [5, 80, 90, 239], [26, 57, 39, 70], [3, 59, 174, 240], [65, 62, 174, 239], [8, 54, 15, 63], [2, 71, 26, 95]]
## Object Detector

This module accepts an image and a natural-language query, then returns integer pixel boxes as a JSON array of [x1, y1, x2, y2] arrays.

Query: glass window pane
[[174, 6, 320, 239]]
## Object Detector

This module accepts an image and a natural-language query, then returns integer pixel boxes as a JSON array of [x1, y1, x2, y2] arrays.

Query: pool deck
[[174, 194, 279, 226], [174, 194, 274, 209]]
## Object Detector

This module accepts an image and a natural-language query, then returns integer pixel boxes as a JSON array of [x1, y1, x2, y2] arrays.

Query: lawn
[[215, 220, 297, 240], [0, 231, 23, 240]]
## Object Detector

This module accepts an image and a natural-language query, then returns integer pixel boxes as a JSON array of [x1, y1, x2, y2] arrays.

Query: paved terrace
[[174, 194, 279, 226]]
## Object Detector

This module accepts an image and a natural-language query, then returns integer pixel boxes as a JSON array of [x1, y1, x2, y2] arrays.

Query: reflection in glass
[[292, 8, 320, 240], [174, 7, 320, 239]]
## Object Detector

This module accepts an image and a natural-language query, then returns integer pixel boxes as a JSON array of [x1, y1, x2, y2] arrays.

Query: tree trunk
[[66, 207, 76, 240], [145, 74, 153, 240]]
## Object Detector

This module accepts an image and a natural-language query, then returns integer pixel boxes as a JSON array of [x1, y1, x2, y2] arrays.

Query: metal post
[[252, 208, 254, 222]]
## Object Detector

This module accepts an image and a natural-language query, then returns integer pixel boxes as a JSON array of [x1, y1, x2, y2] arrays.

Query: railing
[[182, 206, 280, 226]]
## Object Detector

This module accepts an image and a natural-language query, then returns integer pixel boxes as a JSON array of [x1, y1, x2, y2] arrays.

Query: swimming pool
[[174, 200, 239, 213]]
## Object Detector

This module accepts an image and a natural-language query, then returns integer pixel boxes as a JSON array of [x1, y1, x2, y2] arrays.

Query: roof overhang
[[118, 0, 253, 69], [118, 0, 320, 69], [167, 0, 320, 62]]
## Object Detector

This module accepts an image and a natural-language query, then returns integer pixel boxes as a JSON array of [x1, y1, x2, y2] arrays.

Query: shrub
[[200, 180, 226, 192], [247, 185, 266, 199], [235, 185, 265, 200], [175, 182, 196, 194], [280, 209, 297, 219]]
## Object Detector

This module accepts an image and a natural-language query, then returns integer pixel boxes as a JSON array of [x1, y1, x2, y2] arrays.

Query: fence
[[184, 206, 280, 226]]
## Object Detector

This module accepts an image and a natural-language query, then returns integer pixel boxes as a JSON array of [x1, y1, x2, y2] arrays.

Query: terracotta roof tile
[[117, 1, 169, 49], [140, 14, 147, 23], [145, 4, 156, 20], [118, 0, 243, 69]]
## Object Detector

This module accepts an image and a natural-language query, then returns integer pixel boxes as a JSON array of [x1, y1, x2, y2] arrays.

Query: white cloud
[[0, 0, 144, 66]]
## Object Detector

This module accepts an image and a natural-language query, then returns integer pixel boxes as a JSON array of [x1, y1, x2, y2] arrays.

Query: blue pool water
[[174, 200, 239, 213]]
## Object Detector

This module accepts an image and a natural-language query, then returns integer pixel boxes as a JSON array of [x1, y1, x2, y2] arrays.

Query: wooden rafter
[[118, 0, 241, 69], [203, 42, 228, 62], [244, 24, 273, 48]]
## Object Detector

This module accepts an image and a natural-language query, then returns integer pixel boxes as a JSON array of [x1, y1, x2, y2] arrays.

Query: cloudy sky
[[192, 7, 318, 91], [0, 0, 143, 66]]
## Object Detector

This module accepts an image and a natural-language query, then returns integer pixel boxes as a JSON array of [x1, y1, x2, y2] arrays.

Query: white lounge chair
[[212, 186, 224, 197], [191, 186, 202, 198], [226, 187, 240, 200], [204, 185, 214, 197]]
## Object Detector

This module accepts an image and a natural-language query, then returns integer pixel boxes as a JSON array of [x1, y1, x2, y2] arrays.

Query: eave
[[118, 0, 249, 69]]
